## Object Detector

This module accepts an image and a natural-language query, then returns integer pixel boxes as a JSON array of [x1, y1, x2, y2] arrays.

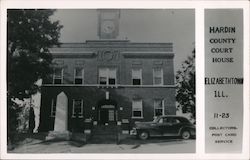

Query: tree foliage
[[7, 10, 62, 145], [176, 49, 195, 118], [7, 9, 62, 100]]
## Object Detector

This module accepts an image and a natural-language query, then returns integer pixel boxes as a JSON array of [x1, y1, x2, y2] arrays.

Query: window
[[51, 99, 56, 117], [99, 68, 117, 85], [161, 117, 179, 124], [53, 68, 63, 84], [154, 99, 164, 116], [153, 68, 163, 85], [132, 99, 143, 118], [74, 68, 84, 84], [72, 99, 84, 118], [132, 68, 142, 85]]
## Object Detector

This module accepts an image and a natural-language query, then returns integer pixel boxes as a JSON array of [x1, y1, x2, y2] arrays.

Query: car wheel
[[181, 130, 191, 140], [139, 131, 149, 140]]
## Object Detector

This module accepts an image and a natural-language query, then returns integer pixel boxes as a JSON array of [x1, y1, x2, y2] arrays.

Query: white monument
[[46, 92, 71, 140], [54, 92, 68, 131]]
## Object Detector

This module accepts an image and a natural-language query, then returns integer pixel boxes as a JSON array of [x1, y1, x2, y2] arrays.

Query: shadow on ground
[[119, 136, 193, 146]]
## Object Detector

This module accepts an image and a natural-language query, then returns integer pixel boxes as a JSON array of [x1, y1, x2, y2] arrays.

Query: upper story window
[[132, 68, 142, 85], [51, 99, 56, 117], [72, 99, 84, 118], [99, 68, 117, 85], [154, 99, 164, 116], [74, 68, 84, 84], [132, 99, 143, 118], [153, 68, 163, 85], [53, 68, 63, 84]]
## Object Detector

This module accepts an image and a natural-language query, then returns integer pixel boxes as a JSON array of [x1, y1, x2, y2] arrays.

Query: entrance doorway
[[97, 99, 117, 125]]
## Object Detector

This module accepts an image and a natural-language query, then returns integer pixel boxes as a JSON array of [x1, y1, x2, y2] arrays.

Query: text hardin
[[209, 26, 236, 33]]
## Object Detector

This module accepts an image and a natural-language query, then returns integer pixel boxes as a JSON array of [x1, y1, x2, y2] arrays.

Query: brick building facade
[[38, 40, 176, 132], [38, 10, 176, 132]]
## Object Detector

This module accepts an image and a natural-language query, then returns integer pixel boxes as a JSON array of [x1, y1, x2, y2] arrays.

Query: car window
[[158, 118, 163, 123], [176, 119, 181, 123], [163, 118, 169, 123], [164, 117, 181, 124], [158, 117, 186, 124], [178, 117, 190, 123], [172, 118, 180, 124], [162, 117, 174, 123]]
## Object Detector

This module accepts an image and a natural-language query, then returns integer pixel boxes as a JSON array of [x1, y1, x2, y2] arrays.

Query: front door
[[99, 105, 116, 125]]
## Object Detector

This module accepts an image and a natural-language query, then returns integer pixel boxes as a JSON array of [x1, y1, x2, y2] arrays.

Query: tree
[[175, 49, 195, 119], [7, 9, 62, 145], [8, 9, 62, 100]]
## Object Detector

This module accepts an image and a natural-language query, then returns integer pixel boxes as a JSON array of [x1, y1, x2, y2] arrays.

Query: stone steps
[[89, 125, 118, 144]]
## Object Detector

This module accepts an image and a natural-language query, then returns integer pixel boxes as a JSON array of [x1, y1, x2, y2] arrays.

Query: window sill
[[132, 117, 144, 119], [71, 116, 84, 118], [153, 84, 164, 86]]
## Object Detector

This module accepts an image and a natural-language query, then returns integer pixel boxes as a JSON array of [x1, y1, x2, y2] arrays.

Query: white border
[[0, 1, 249, 160], [195, 7, 205, 159]]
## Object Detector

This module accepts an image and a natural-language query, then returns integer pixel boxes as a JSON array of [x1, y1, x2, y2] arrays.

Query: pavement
[[9, 135, 195, 153]]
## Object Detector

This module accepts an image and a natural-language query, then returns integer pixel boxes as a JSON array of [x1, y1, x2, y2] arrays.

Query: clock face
[[102, 21, 115, 34]]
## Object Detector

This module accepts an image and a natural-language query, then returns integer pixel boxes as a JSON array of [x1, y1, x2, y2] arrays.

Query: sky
[[51, 9, 195, 72]]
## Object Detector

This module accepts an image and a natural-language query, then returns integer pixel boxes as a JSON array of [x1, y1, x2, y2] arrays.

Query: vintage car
[[130, 115, 195, 140]]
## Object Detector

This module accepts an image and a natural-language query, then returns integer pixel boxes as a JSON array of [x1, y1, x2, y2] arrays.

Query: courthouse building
[[38, 10, 176, 132]]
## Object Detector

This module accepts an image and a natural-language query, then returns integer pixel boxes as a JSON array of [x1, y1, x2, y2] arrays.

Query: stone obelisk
[[46, 92, 71, 140], [54, 92, 68, 131]]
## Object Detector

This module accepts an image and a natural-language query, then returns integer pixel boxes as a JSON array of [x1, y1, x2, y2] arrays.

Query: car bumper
[[190, 129, 196, 136]]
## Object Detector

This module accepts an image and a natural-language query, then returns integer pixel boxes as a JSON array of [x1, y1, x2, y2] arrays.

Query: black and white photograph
[[5, 8, 196, 154], [1, 0, 250, 159], [7, 8, 195, 153]]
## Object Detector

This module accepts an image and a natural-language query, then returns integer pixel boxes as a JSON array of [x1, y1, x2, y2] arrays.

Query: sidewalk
[[8, 133, 195, 153]]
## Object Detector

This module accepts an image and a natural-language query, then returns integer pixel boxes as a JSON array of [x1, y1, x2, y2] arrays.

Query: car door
[[147, 120, 163, 136], [158, 117, 174, 136], [167, 117, 183, 135], [160, 117, 182, 136]]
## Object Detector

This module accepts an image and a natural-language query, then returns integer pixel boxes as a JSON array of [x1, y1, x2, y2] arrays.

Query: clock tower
[[98, 9, 120, 39]]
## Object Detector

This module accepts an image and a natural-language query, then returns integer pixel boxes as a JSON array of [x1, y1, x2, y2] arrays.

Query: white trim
[[73, 69, 76, 82], [72, 99, 84, 118], [132, 99, 143, 118], [74, 68, 84, 84], [154, 99, 164, 117], [132, 68, 142, 85], [123, 51, 172, 54], [53, 68, 64, 84], [51, 51, 93, 54], [50, 99, 56, 117], [42, 84, 175, 88], [153, 67, 164, 86], [162, 99, 165, 116], [80, 99, 84, 115], [122, 130, 129, 134], [72, 99, 75, 117], [52, 70, 55, 84], [84, 130, 91, 134], [131, 117, 144, 119], [61, 69, 64, 84], [98, 67, 117, 85]]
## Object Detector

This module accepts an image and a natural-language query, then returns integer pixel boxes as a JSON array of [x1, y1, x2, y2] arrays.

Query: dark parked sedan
[[130, 115, 196, 140]]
